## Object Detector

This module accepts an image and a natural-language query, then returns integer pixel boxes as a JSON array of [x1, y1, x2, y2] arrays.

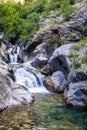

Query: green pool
[[0, 94, 87, 130]]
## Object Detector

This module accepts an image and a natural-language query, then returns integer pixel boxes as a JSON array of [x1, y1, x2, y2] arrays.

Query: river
[[1, 45, 86, 130], [0, 94, 87, 130]]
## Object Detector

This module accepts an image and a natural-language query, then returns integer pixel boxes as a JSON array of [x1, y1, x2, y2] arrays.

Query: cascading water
[[8, 46, 20, 64], [8, 45, 48, 93], [13, 67, 49, 93]]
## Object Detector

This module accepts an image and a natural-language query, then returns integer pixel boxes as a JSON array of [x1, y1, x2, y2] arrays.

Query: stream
[[0, 45, 86, 130], [0, 94, 87, 130]]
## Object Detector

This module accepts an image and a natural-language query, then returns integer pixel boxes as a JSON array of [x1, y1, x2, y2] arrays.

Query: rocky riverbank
[[0, 1, 87, 111]]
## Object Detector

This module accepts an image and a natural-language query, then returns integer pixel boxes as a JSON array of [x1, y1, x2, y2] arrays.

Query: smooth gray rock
[[29, 42, 58, 69], [0, 71, 33, 111], [48, 44, 78, 75], [45, 71, 67, 92], [49, 54, 72, 75], [51, 71, 67, 92], [65, 81, 87, 108]]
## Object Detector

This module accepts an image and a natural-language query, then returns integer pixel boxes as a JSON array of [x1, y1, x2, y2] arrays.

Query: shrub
[[73, 58, 81, 69], [82, 26, 87, 37], [0, 1, 40, 42], [60, 0, 75, 20], [81, 51, 87, 63]]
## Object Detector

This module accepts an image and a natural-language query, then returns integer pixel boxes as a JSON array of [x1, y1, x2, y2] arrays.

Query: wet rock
[[65, 81, 87, 108], [45, 71, 67, 93], [0, 33, 3, 40], [0, 70, 33, 111], [18, 48, 28, 63], [45, 76, 55, 92]]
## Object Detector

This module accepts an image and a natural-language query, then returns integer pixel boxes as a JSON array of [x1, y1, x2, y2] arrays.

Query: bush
[[0, 0, 76, 42], [82, 26, 87, 37], [73, 58, 81, 69], [81, 51, 87, 63], [60, 0, 74, 20], [0, 1, 39, 42]]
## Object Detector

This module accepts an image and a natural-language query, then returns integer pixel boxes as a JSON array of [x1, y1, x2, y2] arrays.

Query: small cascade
[[13, 67, 49, 93], [8, 46, 20, 64]]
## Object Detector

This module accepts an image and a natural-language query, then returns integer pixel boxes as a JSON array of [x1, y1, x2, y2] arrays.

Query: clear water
[[0, 94, 87, 130]]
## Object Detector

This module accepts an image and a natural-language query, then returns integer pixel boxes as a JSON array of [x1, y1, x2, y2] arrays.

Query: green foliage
[[45, 1, 60, 13], [47, 34, 61, 45], [79, 37, 87, 44], [68, 46, 80, 58], [0, 0, 39, 41], [68, 46, 81, 69], [60, 0, 75, 20], [73, 58, 81, 69], [81, 51, 87, 64], [0, 0, 76, 42], [82, 26, 87, 37]]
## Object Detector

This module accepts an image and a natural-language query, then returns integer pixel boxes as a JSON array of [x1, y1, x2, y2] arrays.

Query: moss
[[68, 45, 80, 58], [68, 46, 81, 70], [82, 26, 87, 37], [71, 32, 77, 38], [81, 51, 87, 64], [79, 37, 87, 44], [47, 34, 61, 45], [73, 58, 81, 69]]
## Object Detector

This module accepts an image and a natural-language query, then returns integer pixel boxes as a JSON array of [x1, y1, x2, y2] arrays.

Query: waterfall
[[8, 46, 20, 64], [13, 67, 49, 93], [8, 45, 48, 93]]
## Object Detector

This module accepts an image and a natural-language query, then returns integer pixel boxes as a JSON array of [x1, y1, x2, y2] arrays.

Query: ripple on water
[[0, 94, 87, 130]]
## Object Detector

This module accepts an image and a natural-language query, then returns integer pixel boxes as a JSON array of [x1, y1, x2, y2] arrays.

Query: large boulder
[[29, 42, 58, 69], [0, 71, 33, 111], [49, 54, 72, 76], [45, 71, 67, 93], [48, 44, 75, 75], [49, 44, 76, 56], [64, 70, 87, 108], [65, 81, 87, 108]]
